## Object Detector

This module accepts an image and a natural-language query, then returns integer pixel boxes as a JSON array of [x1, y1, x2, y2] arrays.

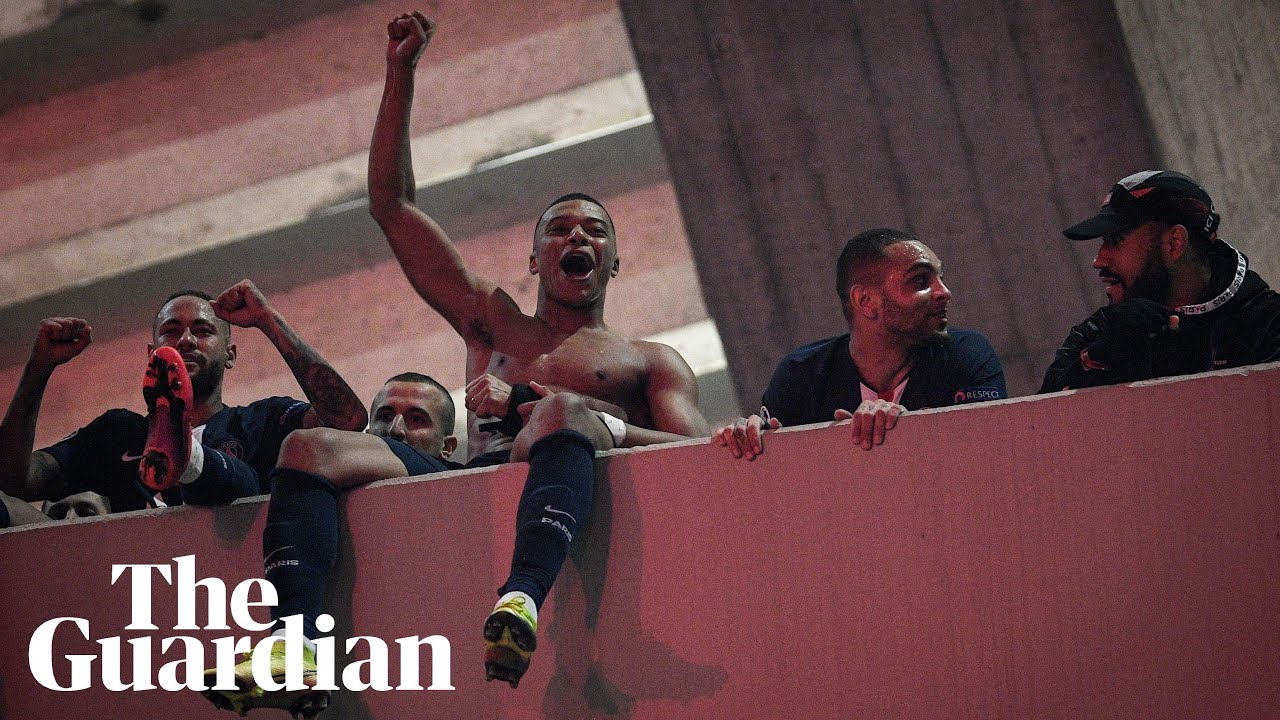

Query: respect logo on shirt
[[953, 387, 1002, 404]]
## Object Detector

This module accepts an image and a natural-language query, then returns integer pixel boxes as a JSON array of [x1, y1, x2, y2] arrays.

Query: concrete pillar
[[619, 0, 1158, 401], [1112, 0, 1280, 282]]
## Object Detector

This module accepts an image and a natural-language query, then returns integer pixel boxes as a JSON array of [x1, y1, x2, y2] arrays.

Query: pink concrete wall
[[2, 365, 1278, 719]]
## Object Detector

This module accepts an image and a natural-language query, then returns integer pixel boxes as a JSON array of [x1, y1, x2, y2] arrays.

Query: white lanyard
[[1177, 245, 1246, 316]]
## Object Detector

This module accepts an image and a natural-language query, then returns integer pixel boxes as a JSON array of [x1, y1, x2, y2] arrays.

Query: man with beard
[[1040, 170, 1280, 391], [713, 228, 1006, 459], [0, 281, 367, 525]]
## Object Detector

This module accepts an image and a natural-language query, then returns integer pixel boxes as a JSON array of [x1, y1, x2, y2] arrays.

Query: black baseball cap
[[1064, 170, 1221, 241]]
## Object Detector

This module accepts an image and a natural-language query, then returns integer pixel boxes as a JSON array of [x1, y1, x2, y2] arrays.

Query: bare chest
[[488, 333, 648, 411]]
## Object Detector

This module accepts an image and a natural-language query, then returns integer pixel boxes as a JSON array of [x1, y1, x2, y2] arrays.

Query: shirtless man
[[370, 12, 708, 687]]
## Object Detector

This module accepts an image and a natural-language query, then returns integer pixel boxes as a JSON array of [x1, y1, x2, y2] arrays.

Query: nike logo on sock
[[543, 505, 576, 523], [121, 451, 144, 462], [264, 545, 296, 564]]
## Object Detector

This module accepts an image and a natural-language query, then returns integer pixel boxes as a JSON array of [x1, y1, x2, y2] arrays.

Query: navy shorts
[[465, 449, 511, 469], [381, 437, 459, 476], [381, 438, 511, 476]]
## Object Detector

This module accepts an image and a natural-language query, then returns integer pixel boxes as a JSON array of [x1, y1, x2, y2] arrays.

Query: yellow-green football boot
[[484, 591, 539, 688], [201, 641, 330, 718]]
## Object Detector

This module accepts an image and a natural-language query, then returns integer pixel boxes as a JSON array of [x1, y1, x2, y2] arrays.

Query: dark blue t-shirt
[[40, 396, 310, 512], [761, 329, 1007, 426]]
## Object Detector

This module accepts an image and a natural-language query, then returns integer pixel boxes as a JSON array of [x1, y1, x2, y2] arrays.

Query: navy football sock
[[180, 447, 261, 505], [262, 467, 340, 639], [499, 429, 596, 608]]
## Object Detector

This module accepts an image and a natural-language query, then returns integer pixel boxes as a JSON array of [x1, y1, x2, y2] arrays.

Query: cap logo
[[1117, 170, 1162, 190], [1130, 187, 1155, 198]]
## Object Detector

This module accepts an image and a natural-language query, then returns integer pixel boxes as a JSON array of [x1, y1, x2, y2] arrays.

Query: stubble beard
[[883, 299, 951, 350], [188, 362, 224, 402]]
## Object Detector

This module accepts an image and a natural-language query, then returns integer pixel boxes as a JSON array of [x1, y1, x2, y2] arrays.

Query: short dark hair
[[535, 192, 614, 240], [154, 289, 231, 337], [381, 372, 455, 432], [835, 228, 919, 320], [166, 289, 214, 303]]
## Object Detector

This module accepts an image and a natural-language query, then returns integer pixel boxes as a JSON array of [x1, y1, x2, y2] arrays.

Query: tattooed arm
[[212, 280, 368, 431], [0, 319, 89, 501]]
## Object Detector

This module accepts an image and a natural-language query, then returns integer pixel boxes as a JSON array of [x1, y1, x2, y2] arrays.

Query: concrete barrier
[[3, 364, 1278, 719]]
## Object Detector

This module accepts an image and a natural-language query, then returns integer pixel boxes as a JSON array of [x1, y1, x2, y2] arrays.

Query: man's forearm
[[0, 360, 55, 498], [369, 64, 417, 216], [1039, 334, 1099, 392], [365, 29, 495, 336], [616, 425, 696, 448], [258, 312, 367, 430]]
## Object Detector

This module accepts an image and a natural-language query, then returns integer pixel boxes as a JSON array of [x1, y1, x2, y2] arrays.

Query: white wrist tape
[[179, 441, 205, 485], [597, 412, 626, 448]]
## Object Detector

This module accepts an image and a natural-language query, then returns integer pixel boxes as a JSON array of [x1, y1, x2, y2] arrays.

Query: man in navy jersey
[[714, 228, 1006, 459], [0, 280, 366, 526], [200, 372, 458, 718]]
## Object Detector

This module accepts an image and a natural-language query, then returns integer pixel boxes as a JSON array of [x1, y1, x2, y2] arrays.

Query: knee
[[527, 392, 590, 430], [513, 393, 610, 460], [277, 428, 346, 476]]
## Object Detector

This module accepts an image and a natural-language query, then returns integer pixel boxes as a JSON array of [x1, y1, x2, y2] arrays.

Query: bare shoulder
[[632, 339, 696, 378], [628, 338, 707, 437]]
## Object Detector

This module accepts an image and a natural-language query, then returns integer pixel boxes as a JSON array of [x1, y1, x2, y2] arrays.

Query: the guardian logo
[[27, 555, 453, 693]]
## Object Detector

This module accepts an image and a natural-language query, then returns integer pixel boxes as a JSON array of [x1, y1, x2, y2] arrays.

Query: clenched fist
[[465, 373, 515, 419], [212, 279, 274, 329], [31, 318, 92, 370], [387, 11, 434, 67]]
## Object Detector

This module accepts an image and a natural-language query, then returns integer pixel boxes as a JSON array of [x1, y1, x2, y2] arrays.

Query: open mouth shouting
[[559, 250, 596, 281]]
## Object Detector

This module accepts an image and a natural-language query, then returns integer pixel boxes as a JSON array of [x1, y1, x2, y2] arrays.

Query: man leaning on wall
[[714, 228, 1006, 460], [1040, 170, 1280, 392]]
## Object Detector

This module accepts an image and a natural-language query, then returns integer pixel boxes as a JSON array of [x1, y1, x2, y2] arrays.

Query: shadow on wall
[[543, 457, 728, 717]]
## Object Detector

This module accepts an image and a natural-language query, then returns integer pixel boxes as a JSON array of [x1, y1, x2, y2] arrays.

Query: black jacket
[[1040, 242, 1280, 392]]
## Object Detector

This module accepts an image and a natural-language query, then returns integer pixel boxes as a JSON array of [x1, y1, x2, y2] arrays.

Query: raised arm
[[0, 319, 88, 501], [368, 12, 516, 342], [212, 280, 367, 431]]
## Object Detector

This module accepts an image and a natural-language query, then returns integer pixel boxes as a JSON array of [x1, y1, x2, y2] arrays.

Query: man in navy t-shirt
[[714, 228, 1006, 459], [0, 281, 367, 526]]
